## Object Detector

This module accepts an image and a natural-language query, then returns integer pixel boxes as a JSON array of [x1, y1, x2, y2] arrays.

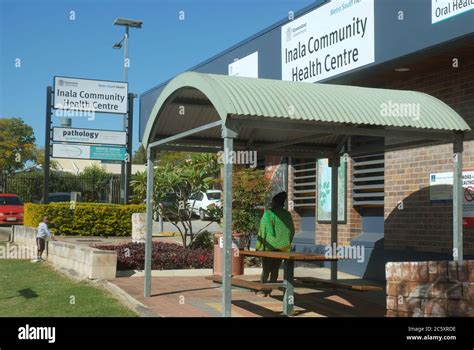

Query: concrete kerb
[[116, 267, 263, 277], [94, 279, 160, 317]]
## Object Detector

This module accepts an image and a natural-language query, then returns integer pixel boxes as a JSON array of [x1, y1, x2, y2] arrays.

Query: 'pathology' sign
[[53, 127, 126, 146], [281, 0, 374, 83], [53, 76, 128, 114]]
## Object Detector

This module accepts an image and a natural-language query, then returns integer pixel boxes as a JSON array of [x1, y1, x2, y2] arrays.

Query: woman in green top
[[256, 191, 295, 287]]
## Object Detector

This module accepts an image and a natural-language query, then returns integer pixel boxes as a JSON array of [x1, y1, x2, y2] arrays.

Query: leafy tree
[[79, 164, 113, 202], [132, 145, 147, 165], [33, 147, 58, 170], [232, 167, 272, 246], [157, 151, 190, 167], [133, 148, 192, 167], [131, 153, 221, 248], [0, 118, 36, 174]]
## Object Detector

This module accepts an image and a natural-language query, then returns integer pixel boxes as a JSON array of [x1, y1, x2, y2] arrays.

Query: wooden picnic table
[[239, 250, 339, 316]]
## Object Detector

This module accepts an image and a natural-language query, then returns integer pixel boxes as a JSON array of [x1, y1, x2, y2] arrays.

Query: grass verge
[[0, 259, 136, 317]]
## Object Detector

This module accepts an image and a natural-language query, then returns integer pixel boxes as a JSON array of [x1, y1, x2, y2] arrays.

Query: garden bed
[[94, 241, 213, 270]]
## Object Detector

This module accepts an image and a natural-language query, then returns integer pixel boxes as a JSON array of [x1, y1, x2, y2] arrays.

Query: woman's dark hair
[[271, 191, 287, 209]]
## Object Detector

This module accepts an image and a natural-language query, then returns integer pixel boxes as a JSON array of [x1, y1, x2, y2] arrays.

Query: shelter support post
[[329, 155, 340, 281], [453, 137, 464, 262], [221, 121, 239, 317], [144, 147, 155, 298], [283, 259, 295, 316]]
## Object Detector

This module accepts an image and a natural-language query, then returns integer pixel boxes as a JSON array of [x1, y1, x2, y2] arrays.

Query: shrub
[[95, 241, 213, 270], [189, 230, 214, 250], [24, 203, 145, 236], [232, 168, 272, 239]]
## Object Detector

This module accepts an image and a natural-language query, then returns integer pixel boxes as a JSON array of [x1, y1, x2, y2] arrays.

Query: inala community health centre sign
[[54, 76, 128, 114], [281, 0, 374, 83], [430, 170, 474, 227]]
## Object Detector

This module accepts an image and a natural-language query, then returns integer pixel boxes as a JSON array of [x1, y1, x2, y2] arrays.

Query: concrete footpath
[[110, 267, 386, 317]]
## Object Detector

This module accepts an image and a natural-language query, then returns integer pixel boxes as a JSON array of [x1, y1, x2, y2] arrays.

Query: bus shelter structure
[[141, 72, 470, 317]]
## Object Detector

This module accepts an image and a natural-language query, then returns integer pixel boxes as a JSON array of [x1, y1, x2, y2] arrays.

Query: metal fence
[[0, 172, 122, 203]]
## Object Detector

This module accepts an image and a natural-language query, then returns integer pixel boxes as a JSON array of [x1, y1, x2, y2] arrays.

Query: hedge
[[24, 203, 145, 236]]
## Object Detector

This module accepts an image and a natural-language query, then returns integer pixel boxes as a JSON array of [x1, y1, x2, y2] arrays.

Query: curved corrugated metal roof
[[143, 72, 470, 147]]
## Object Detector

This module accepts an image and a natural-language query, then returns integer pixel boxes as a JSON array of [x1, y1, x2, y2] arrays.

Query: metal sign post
[[43, 86, 53, 204], [124, 93, 134, 203]]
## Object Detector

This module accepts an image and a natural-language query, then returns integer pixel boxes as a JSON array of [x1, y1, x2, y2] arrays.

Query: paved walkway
[[111, 268, 386, 317]]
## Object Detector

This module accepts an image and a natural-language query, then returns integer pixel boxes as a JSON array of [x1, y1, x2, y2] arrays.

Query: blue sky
[[0, 0, 316, 153]]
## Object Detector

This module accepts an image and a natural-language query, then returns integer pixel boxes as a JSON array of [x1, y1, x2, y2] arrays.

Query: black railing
[[0, 172, 122, 203]]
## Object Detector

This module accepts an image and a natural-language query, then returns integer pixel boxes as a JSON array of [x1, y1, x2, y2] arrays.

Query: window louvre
[[291, 159, 317, 208], [352, 153, 384, 207]]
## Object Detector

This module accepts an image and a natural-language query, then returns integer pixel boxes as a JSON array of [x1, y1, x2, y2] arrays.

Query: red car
[[0, 194, 24, 225]]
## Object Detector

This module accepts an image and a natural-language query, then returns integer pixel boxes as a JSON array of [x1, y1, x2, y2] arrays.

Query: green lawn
[[0, 259, 136, 317]]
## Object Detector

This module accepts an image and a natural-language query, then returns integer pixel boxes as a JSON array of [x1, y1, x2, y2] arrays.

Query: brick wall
[[286, 157, 361, 246], [385, 143, 474, 254], [386, 261, 474, 317], [366, 57, 474, 254]]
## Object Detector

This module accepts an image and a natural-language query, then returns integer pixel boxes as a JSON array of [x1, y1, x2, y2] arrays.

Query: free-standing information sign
[[53, 127, 126, 146], [281, 0, 375, 83], [53, 76, 128, 114], [52, 144, 126, 161], [430, 169, 474, 227]]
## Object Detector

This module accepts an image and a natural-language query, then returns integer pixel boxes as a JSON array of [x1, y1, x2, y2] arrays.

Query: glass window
[[206, 192, 221, 200], [0, 196, 23, 205]]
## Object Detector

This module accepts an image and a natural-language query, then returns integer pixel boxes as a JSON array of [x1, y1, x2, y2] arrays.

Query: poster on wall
[[317, 158, 346, 222], [429, 169, 474, 227], [281, 0, 375, 83]]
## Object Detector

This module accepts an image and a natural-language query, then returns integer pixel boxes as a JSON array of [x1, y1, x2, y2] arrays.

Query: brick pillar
[[386, 260, 474, 317]]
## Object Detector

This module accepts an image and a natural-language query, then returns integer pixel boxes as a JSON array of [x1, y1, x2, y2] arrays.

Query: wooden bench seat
[[206, 275, 283, 291], [296, 277, 383, 292]]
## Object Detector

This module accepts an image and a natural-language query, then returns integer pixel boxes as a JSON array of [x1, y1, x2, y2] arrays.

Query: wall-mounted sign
[[432, 0, 474, 24], [281, 0, 374, 83], [53, 127, 126, 146], [228, 51, 259, 78], [52, 144, 126, 161], [429, 169, 474, 227], [317, 157, 346, 222], [53, 76, 128, 114]]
